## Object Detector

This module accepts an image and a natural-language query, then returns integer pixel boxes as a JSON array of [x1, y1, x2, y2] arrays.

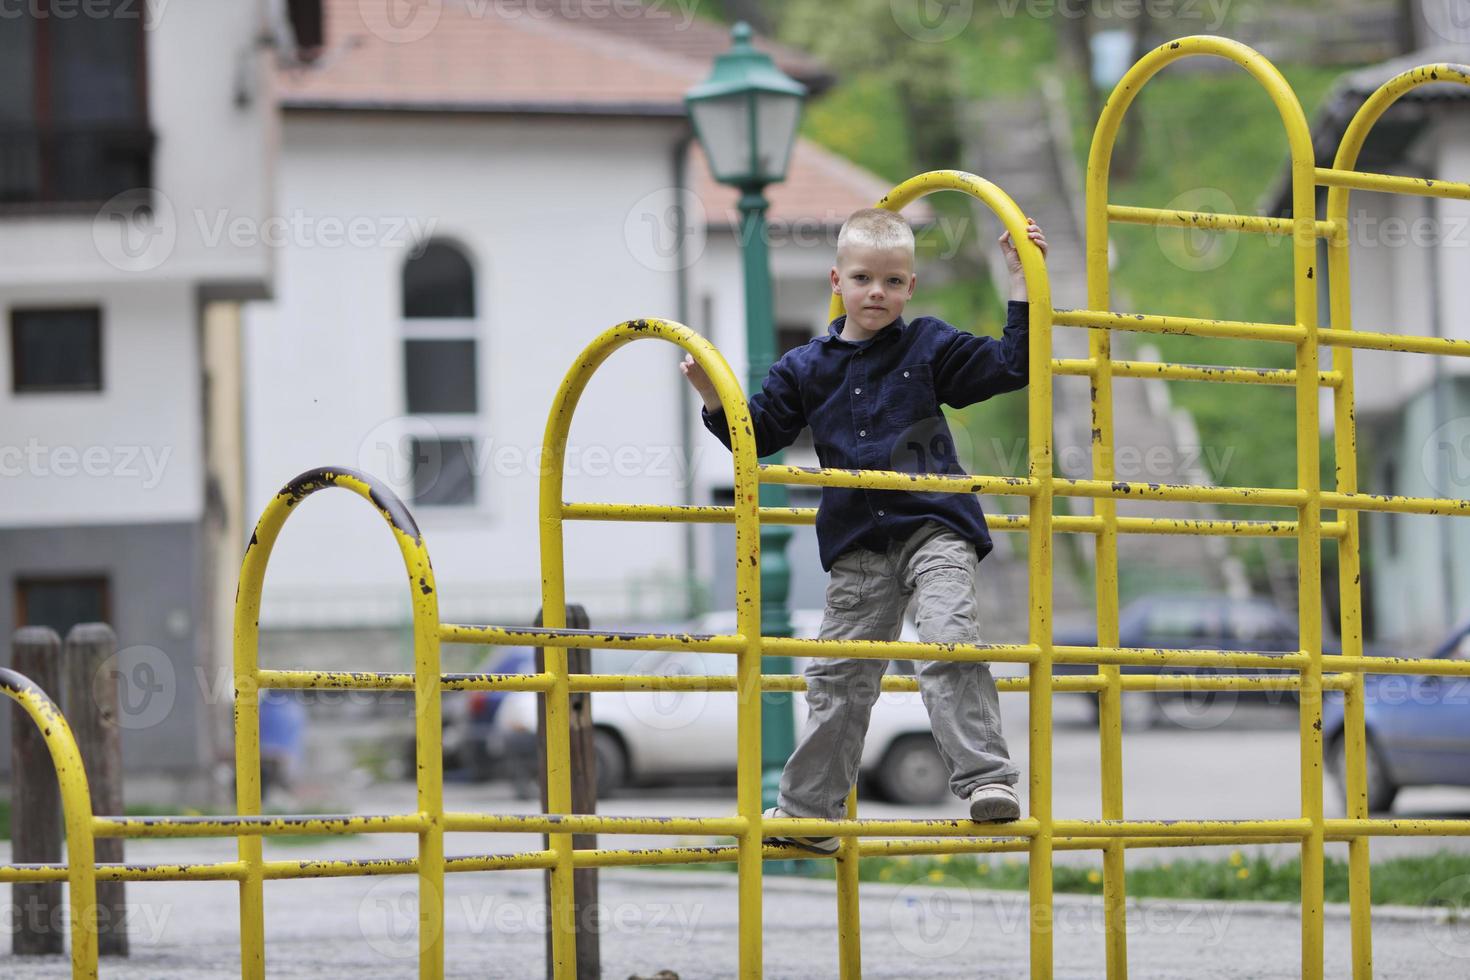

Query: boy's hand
[[680, 353, 722, 412], [1000, 217, 1047, 301], [999, 218, 1048, 275]]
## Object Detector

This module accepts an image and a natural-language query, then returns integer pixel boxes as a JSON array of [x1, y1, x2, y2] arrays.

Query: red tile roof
[[279, 0, 830, 112]]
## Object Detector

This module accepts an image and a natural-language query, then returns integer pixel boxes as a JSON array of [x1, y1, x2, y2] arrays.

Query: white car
[[492, 610, 951, 804]]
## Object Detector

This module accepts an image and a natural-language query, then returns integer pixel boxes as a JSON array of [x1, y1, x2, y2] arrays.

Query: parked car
[[405, 645, 536, 787], [491, 610, 958, 804], [1323, 621, 1470, 813], [1052, 593, 1336, 730]]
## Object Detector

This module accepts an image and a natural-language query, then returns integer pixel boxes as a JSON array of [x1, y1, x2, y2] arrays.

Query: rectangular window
[[410, 437, 476, 507], [17, 576, 110, 635], [404, 339, 477, 414], [2, 3, 151, 207], [11, 307, 103, 392]]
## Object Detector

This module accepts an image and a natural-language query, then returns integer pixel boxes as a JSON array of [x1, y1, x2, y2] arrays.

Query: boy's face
[[831, 244, 916, 335]]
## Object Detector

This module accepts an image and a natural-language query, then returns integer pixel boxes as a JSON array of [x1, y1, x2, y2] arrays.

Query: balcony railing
[[0, 126, 155, 210]]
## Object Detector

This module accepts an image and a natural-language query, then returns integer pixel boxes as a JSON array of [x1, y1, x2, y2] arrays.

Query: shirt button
[[859, 429, 866, 437], [877, 510, 886, 517], [903, 371, 910, 378], [854, 387, 861, 394]]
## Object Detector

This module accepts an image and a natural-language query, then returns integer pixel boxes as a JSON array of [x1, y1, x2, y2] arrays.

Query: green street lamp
[[685, 22, 806, 814]]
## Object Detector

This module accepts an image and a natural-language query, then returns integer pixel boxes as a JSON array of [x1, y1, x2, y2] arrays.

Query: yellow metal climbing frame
[[4, 35, 1470, 980]]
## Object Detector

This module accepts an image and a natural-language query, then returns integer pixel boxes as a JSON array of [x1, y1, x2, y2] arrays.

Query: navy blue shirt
[[701, 301, 1030, 571]]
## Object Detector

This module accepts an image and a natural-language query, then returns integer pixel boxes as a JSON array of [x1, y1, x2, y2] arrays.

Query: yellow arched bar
[[1324, 60, 1470, 980], [0, 668, 99, 979], [232, 468, 444, 980], [536, 318, 765, 979], [828, 168, 1055, 977], [1085, 35, 1321, 979]]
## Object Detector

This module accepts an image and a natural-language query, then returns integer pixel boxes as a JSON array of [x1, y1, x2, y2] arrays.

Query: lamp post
[[686, 23, 806, 812]]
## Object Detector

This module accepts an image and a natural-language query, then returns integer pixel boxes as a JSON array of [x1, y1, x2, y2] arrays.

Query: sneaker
[[968, 783, 1021, 823], [761, 806, 840, 855]]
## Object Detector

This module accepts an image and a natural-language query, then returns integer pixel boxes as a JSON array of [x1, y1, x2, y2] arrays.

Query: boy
[[679, 208, 1047, 853]]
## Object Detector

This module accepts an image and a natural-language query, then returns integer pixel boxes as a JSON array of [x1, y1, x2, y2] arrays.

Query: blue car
[[1324, 622, 1470, 813]]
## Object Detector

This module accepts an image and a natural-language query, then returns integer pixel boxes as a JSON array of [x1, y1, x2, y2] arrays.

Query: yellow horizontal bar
[[1319, 326, 1470, 358], [444, 813, 749, 836], [561, 502, 815, 525], [760, 463, 1039, 496], [1053, 356, 1342, 388], [1107, 203, 1335, 237], [93, 813, 429, 839], [762, 636, 1039, 664], [441, 624, 747, 654], [1060, 478, 1307, 508], [1052, 819, 1314, 838], [0, 861, 249, 883], [1315, 166, 1470, 201], [1054, 308, 1307, 344], [1323, 490, 1470, 517], [764, 816, 1041, 838], [998, 513, 1345, 539], [1054, 645, 1306, 671], [1322, 654, 1470, 677], [258, 668, 557, 693], [1323, 819, 1470, 836]]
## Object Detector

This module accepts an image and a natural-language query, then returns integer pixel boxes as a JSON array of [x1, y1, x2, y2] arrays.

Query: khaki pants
[[778, 521, 1018, 819]]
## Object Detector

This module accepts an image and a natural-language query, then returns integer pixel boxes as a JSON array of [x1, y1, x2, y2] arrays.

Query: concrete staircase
[[959, 85, 1242, 611]]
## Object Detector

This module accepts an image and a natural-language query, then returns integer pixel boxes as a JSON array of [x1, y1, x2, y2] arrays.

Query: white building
[[244, 0, 929, 665], [0, 0, 286, 787]]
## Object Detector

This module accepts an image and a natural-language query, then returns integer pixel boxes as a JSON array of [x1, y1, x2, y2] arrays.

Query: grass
[[671, 842, 1470, 909]]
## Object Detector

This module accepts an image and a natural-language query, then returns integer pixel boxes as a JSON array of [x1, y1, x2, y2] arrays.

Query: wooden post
[[11, 627, 63, 956], [534, 604, 599, 980], [64, 623, 128, 956]]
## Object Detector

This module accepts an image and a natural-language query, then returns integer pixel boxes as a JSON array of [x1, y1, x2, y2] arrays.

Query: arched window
[[401, 239, 480, 507], [403, 240, 476, 319]]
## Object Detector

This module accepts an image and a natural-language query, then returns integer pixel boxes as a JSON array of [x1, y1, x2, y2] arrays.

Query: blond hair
[[836, 208, 914, 261]]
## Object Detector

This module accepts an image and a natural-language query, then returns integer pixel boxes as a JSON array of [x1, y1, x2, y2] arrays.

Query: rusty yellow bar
[[1315, 165, 1470, 200], [441, 623, 748, 653], [444, 813, 748, 836], [0, 669, 99, 979], [762, 461, 1040, 496], [1106, 202, 1335, 237], [561, 501, 816, 525], [1052, 356, 1343, 388], [233, 468, 445, 980], [1324, 59, 1470, 979], [837, 786, 862, 979], [1318, 326, 1470, 357], [1322, 489, 1470, 516], [94, 813, 430, 838], [1323, 654, 1470, 676], [1054, 308, 1308, 344], [1324, 819, 1470, 836], [1059, 477, 1307, 508]]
